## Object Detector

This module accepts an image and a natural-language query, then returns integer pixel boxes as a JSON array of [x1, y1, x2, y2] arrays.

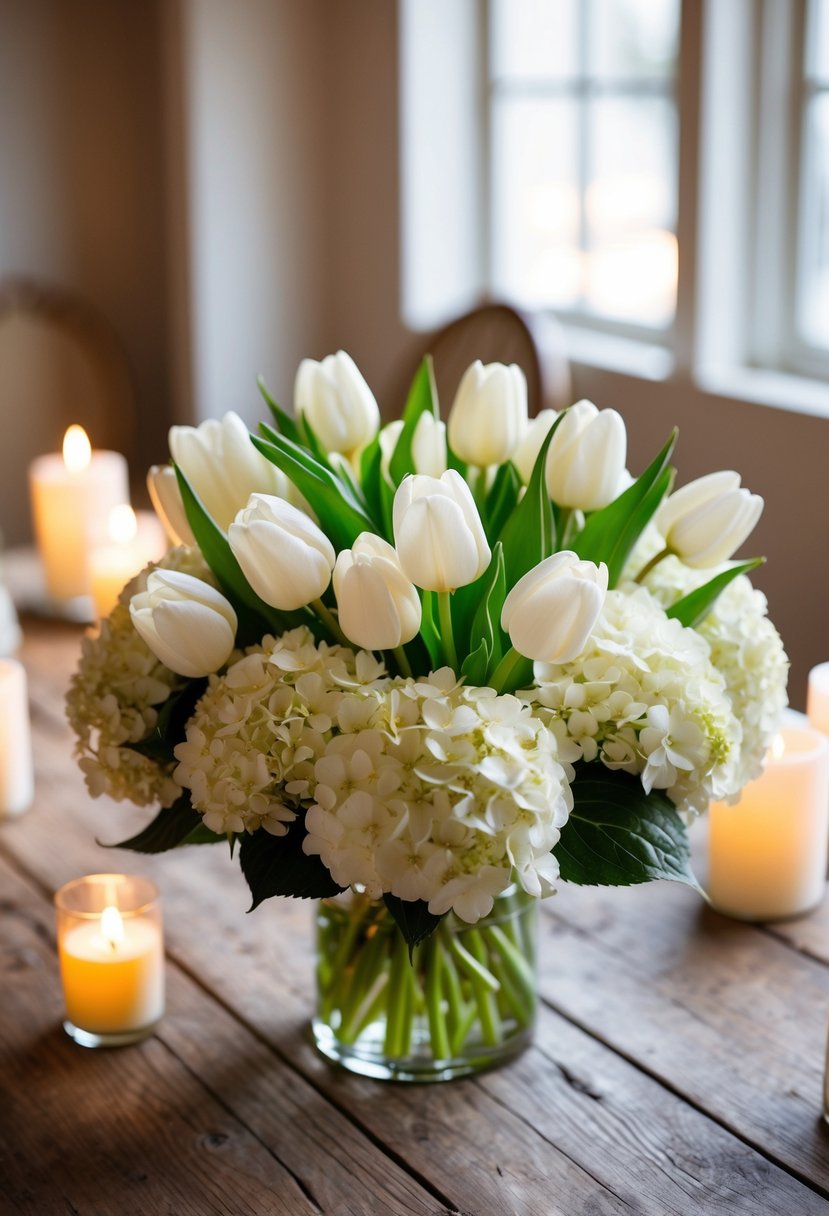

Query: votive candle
[[807, 662, 829, 737], [55, 874, 165, 1047], [708, 727, 829, 921], [0, 659, 34, 817]]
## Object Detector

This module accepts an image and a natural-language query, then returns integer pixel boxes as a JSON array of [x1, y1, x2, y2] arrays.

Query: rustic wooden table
[[3, 618, 829, 1215]]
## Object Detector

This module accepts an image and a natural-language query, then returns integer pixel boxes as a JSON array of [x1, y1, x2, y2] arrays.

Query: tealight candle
[[29, 425, 130, 601], [708, 727, 829, 921], [807, 662, 829, 737], [0, 659, 34, 817], [89, 506, 166, 620], [55, 874, 165, 1047]]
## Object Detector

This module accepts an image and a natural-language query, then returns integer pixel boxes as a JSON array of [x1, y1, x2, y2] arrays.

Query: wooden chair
[[393, 301, 572, 418], [0, 278, 137, 546]]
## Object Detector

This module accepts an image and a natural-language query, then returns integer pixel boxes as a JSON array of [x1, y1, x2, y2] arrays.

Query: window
[[796, 0, 829, 356], [487, 0, 680, 338]]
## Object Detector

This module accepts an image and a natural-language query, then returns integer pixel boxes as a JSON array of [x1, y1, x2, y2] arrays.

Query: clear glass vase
[[312, 886, 538, 1082]]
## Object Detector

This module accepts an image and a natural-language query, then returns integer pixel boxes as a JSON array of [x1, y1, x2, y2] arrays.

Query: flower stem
[[392, 645, 413, 678], [437, 591, 459, 672], [489, 646, 533, 695], [557, 507, 575, 548], [312, 598, 350, 645], [633, 546, 671, 584]]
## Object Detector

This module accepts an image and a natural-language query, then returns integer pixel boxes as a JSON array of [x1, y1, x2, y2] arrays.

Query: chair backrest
[[394, 301, 571, 419], [0, 278, 137, 545]]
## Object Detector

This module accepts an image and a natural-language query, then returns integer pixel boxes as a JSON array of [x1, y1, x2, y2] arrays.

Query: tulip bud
[[393, 471, 491, 592], [130, 569, 237, 678], [147, 465, 195, 547], [501, 551, 608, 663], [295, 350, 380, 456], [379, 420, 404, 480], [228, 493, 335, 610], [656, 471, 764, 568], [411, 412, 447, 477], [333, 534, 421, 650], [169, 412, 290, 532], [447, 361, 528, 467], [546, 400, 627, 511], [511, 409, 558, 483]]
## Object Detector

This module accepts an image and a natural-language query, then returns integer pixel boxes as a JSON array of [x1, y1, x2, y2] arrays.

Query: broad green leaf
[[102, 794, 207, 854], [388, 357, 439, 486], [295, 411, 336, 474], [383, 894, 445, 956], [419, 590, 444, 669], [461, 637, 490, 686], [256, 375, 301, 444], [469, 543, 507, 670], [555, 765, 700, 890], [240, 819, 344, 908], [252, 433, 379, 550], [497, 413, 564, 588], [484, 462, 521, 542], [126, 679, 207, 765], [667, 558, 765, 629], [174, 464, 292, 643], [572, 430, 677, 587], [359, 433, 384, 529]]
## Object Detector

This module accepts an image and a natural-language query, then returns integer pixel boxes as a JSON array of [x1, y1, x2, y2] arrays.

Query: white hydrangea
[[66, 546, 214, 807], [525, 586, 741, 816], [173, 627, 388, 837], [639, 556, 789, 791], [300, 669, 572, 923]]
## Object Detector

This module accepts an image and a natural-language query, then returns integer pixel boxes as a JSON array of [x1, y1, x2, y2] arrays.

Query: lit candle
[[55, 874, 165, 1047], [708, 727, 829, 921], [807, 662, 829, 737], [0, 659, 34, 817], [29, 425, 129, 602], [89, 507, 166, 621]]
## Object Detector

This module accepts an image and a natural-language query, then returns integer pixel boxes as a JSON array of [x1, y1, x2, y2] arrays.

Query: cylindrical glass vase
[[312, 886, 537, 1082]]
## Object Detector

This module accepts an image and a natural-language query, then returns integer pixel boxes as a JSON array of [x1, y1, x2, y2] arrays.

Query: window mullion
[[672, 0, 703, 377]]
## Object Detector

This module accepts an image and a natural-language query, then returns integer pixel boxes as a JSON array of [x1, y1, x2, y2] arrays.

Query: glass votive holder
[[55, 873, 165, 1048]]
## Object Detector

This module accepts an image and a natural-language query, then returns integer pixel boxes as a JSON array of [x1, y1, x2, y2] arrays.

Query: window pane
[[590, 0, 680, 79], [806, 0, 829, 82], [490, 98, 580, 309], [797, 94, 829, 349], [490, 0, 578, 81], [585, 97, 677, 326]]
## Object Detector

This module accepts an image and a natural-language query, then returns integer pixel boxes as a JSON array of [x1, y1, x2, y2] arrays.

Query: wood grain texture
[[4, 619, 829, 1215]]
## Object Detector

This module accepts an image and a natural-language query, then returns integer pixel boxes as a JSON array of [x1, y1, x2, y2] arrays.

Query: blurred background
[[0, 0, 827, 702]]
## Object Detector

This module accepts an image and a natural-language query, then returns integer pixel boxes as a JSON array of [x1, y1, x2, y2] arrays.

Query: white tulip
[[130, 570, 237, 678], [393, 470, 491, 592], [447, 361, 528, 467], [169, 412, 290, 532], [511, 409, 558, 483], [333, 534, 421, 650], [295, 350, 380, 456], [411, 412, 447, 477], [379, 420, 404, 480], [657, 471, 764, 568], [546, 400, 627, 511], [228, 494, 335, 610], [147, 465, 195, 547], [501, 551, 608, 663]]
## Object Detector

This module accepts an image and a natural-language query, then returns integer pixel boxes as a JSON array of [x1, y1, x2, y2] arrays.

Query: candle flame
[[108, 504, 138, 545], [770, 733, 785, 761], [63, 425, 92, 474], [100, 904, 125, 950]]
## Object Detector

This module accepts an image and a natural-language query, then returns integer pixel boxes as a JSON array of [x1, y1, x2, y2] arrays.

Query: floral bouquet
[[68, 351, 788, 1080]]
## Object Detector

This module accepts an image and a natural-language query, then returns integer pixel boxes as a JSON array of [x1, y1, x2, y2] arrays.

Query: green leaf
[[666, 558, 765, 629], [470, 542, 507, 670], [127, 679, 208, 765], [294, 411, 336, 474], [256, 376, 302, 444], [484, 462, 522, 542], [572, 430, 677, 587], [388, 357, 439, 486], [497, 413, 564, 588], [239, 818, 344, 908], [174, 463, 291, 643], [101, 794, 206, 854], [252, 433, 378, 550], [555, 766, 700, 890], [383, 894, 445, 957], [419, 590, 444, 669], [461, 637, 490, 686], [359, 433, 385, 529]]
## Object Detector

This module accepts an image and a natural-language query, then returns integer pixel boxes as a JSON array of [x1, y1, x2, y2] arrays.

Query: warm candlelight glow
[[100, 904, 125, 949], [770, 734, 785, 761], [107, 504, 138, 546], [62, 425, 92, 475]]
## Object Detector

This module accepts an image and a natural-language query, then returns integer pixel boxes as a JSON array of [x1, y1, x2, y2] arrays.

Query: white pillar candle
[[55, 874, 165, 1047], [708, 727, 829, 921], [0, 659, 34, 817], [89, 507, 167, 621], [29, 425, 129, 601], [807, 662, 829, 737]]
